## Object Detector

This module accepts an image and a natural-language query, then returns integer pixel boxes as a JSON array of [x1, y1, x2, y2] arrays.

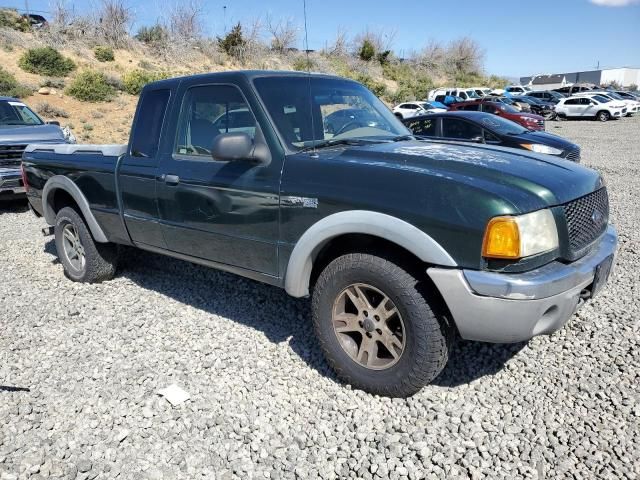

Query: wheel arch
[[42, 175, 109, 243], [283, 210, 457, 298]]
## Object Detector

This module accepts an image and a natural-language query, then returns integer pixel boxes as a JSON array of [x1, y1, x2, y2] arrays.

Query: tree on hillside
[[169, 0, 204, 41], [218, 23, 245, 56], [266, 15, 297, 53]]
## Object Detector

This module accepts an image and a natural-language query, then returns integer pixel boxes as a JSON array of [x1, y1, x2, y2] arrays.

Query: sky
[[5, 0, 640, 78]]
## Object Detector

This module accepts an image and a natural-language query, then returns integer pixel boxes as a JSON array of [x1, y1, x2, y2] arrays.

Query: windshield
[[592, 95, 611, 103], [465, 90, 480, 98], [253, 76, 408, 150], [604, 92, 624, 100], [478, 114, 528, 135], [0, 100, 44, 126]]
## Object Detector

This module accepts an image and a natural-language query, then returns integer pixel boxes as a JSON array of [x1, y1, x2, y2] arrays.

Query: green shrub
[[135, 24, 169, 44], [358, 39, 376, 62], [292, 57, 315, 72], [217, 23, 245, 56], [94, 46, 115, 62], [19, 47, 76, 77], [0, 8, 30, 32], [66, 70, 116, 102], [0, 67, 33, 98], [122, 69, 170, 95]]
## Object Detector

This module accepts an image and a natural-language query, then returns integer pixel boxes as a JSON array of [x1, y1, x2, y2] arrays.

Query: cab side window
[[175, 85, 256, 157], [130, 89, 170, 158]]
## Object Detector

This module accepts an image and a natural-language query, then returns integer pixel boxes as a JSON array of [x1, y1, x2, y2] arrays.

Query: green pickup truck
[[22, 71, 617, 397]]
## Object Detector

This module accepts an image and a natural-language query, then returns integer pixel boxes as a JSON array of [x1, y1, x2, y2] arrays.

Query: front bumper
[[0, 167, 25, 196], [428, 225, 617, 343]]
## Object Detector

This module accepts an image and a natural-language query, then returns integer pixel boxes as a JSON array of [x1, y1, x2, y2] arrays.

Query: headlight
[[482, 209, 559, 259], [520, 144, 563, 155]]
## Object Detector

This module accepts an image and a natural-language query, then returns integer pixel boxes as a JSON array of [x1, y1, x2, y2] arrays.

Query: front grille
[[565, 146, 581, 162], [0, 144, 26, 164], [563, 188, 609, 259]]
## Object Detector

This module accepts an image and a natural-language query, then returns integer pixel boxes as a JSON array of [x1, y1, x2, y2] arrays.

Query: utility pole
[[25, 0, 30, 17], [223, 5, 227, 33]]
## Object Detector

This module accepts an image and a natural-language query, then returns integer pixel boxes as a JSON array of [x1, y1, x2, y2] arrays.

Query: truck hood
[[334, 139, 602, 212], [0, 124, 66, 143]]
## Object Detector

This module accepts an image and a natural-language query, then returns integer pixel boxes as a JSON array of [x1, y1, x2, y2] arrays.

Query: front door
[[156, 82, 280, 275], [118, 87, 171, 248]]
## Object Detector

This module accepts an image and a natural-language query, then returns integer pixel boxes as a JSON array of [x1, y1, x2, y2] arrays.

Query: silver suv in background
[[0, 97, 71, 199]]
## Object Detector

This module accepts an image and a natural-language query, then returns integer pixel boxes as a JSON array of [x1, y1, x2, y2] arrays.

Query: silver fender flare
[[284, 210, 457, 297], [42, 175, 109, 243]]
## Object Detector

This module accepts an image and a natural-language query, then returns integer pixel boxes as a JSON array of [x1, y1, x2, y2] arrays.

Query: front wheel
[[597, 110, 611, 122], [54, 206, 118, 283], [312, 253, 453, 397]]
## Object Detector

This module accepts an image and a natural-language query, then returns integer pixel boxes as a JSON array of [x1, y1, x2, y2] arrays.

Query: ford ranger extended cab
[[22, 71, 617, 397]]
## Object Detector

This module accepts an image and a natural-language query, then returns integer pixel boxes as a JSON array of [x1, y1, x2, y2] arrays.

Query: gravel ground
[[1, 116, 639, 480]]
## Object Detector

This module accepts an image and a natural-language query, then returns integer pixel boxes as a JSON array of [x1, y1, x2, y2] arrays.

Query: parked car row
[[402, 111, 581, 161]]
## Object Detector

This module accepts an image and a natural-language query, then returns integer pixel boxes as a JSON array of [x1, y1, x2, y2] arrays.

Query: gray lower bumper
[[0, 168, 24, 195], [428, 225, 618, 343]]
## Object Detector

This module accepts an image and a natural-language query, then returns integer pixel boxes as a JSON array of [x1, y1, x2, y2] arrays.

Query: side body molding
[[42, 175, 109, 243], [283, 210, 457, 297]]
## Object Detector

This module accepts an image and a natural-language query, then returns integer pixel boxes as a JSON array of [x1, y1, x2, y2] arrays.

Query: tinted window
[[442, 118, 482, 139], [564, 98, 579, 105], [175, 85, 256, 156], [405, 117, 437, 137], [482, 103, 498, 113], [0, 100, 44, 126], [130, 89, 170, 158], [462, 104, 480, 111], [579, 98, 591, 105]]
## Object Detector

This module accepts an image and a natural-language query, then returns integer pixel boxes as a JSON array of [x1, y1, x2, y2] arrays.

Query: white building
[[521, 67, 640, 89]]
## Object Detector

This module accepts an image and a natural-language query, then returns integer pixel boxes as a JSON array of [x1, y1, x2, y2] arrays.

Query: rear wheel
[[597, 110, 611, 122], [312, 253, 453, 397], [54, 206, 118, 283]]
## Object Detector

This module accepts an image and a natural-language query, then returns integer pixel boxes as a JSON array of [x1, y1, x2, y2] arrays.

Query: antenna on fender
[[302, 0, 317, 157]]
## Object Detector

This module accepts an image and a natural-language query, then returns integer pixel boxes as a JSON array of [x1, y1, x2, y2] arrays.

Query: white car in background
[[582, 91, 639, 116], [507, 85, 533, 95], [472, 87, 492, 97], [427, 88, 481, 102], [555, 93, 627, 121], [392, 101, 447, 119]]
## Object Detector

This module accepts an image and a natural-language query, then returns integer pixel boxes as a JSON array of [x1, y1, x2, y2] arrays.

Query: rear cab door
[[118, 85, 173, 247]]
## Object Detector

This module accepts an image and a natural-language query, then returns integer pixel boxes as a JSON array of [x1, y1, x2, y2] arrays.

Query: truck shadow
[[433, 339, 526, 387], [42, 241, 525, 389], [0, 198, 28, 215]]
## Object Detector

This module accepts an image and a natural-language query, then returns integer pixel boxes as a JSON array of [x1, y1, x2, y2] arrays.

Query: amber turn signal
[[482, 217, 521, 259]]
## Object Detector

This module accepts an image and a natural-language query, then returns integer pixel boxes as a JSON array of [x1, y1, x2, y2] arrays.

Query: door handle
[[162, 174, 180, 186]]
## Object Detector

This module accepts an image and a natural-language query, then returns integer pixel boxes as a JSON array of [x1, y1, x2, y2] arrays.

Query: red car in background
[[448, 100, 546, 131]]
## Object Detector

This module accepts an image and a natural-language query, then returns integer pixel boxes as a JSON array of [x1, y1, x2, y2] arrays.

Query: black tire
[[54, 206, 118, 283], [597, 110, 610, 122], [312, 253, 453, 397]]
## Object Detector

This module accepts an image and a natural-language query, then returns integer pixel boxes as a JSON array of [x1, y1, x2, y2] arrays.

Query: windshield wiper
[[298, 138, 378, 154], [387, 134, 415, 142]]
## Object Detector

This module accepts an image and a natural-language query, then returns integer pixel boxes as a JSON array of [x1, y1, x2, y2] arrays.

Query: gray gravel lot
[[1, 116, 639, 480]]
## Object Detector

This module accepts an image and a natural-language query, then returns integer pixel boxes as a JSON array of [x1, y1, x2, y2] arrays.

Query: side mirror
[[47, 120, 60, 126], [211, 132, 254, 162]]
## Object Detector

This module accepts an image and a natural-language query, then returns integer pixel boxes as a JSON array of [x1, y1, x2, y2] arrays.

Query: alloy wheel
[[331, 283, 406, 370], [62, 223, 86, 271]]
